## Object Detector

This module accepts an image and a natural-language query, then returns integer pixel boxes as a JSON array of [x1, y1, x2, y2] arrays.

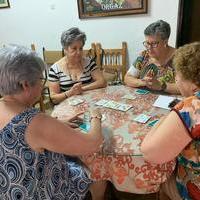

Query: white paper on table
[[153, 95, 176, 110]]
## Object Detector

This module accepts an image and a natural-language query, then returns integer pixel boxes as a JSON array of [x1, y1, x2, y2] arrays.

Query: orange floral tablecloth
[[51, 85, 175, 194]]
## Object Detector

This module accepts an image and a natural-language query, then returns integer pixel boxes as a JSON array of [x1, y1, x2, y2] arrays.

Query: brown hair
[[173, 42, 200, 87]]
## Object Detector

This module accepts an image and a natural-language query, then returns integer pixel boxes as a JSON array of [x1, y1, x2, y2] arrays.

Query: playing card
[[134, 114, 151, 123], [147, 119, 159, 127], [116, 103, 132, 112], [103, 100, 132, 112], [79, 122, 90, 133], [68, 98, 84, 106], [135, 89, 150, 95], [122, 94, 137, 100], [104, 101, 119, 109], [95, 99, 109, 106]]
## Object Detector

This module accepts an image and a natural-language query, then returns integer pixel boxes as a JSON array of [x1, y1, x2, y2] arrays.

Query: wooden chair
[[31, 44, 49, 112], [83, 43, 96, 60], [42, 47, 64, 67], [42, 43, 96, 67], [96, 42, 127, 83]]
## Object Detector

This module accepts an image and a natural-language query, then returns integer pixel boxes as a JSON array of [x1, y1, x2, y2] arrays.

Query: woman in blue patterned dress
[[0, 45, 103, 199]]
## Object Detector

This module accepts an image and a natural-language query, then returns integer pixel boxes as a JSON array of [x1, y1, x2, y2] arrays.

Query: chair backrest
[[82, 43, 96, 60], [42, 43, 96, 66], [96, 42, 127, 82], [42, 47, 64, 67], [31, 44, 48, 112]]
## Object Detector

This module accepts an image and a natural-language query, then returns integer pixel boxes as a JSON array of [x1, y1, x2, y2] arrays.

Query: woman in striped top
[[48, 27, 106, 104]]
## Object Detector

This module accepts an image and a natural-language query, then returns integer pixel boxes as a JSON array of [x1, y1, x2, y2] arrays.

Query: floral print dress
[[128, 50, 175, 86], [0, 108, 92, 200], [174, 93, 200, 200]]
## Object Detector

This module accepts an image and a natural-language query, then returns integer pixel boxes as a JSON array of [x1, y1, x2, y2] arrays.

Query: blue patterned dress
[[0, 108, 92, 199]]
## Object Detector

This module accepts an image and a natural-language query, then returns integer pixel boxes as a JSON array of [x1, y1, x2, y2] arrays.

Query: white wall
[[0, 0, 179, 66]]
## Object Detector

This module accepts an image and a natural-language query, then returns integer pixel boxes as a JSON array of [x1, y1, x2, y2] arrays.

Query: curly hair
[[173, 42, 200, 87]]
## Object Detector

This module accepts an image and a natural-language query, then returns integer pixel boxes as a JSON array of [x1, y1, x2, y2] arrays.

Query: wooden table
[[51, 85, 175, 194]]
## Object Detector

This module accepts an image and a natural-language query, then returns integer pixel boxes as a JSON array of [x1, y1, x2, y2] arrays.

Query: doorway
[[176, 0, 200, 47]]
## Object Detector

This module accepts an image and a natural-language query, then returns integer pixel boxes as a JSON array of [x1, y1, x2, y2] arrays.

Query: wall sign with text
[[77, 0, 148, 18]]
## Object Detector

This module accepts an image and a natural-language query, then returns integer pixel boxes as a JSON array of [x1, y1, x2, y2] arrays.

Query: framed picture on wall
[[77, 0, 148, 19], [0, 0, 10, 8]]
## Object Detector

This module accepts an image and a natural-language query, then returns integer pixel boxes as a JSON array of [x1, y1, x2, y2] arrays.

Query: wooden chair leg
[[39, 96, 45, 112]]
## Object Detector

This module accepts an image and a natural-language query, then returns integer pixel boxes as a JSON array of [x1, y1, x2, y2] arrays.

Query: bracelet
[[64, 92, 68, 98], [90, 115, 102, 121]]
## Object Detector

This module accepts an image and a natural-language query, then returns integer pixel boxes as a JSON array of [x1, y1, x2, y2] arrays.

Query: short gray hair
[[60, 27, 86, 48], [144, 20, 171, 40], [0, 44, 45, 96]]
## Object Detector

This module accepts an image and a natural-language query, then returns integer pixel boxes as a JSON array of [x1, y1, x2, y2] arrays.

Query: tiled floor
[[85, 182, 159, 200]]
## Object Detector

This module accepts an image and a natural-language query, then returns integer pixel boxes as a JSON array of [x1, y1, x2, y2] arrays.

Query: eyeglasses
[[40, 77, 47, 87], [40, 70, 47, 87], [143, 41, 159, 49]]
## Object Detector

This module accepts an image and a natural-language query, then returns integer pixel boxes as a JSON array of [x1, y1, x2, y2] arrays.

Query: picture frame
[[0, 0, 10, 8], [77, 0, 148, 19]]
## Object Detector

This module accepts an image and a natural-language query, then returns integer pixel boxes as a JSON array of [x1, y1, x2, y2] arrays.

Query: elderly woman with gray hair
[[48, 27, 106, 104], [125, 20, 179, 94], [0, 45, 104, 199]]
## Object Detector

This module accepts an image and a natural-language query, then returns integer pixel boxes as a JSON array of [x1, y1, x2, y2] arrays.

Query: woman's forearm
[[50, 90, 72, 104], [82, 79, 107, 91], [165, 83, 180, 95], [124, 74, 146, 87]]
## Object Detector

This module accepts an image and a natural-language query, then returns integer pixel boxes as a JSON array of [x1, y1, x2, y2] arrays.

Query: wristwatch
[[90, 115, 102, 121]]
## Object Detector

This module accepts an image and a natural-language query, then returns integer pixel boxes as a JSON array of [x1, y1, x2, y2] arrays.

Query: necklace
[[65, 58, 83, 81]]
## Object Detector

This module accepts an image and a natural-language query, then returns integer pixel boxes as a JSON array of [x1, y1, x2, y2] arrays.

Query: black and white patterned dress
[[0, 108, 92, 199], [48, 57, 98, 92]]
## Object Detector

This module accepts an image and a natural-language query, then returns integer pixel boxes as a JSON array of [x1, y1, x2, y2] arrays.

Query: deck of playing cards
[[103, 100, 132, 112], [135, 89, 150, 95], [95, 99, 132, 112]]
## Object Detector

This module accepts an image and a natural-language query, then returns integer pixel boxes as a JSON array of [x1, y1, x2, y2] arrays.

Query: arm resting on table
[[124, 73, 146, 88], [25, 113, 103, 156], [141, 111, 192, 164]]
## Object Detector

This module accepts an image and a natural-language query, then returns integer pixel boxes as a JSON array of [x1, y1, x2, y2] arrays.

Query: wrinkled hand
[[70, 82, 82, 96], [143, 77, 162, 91], [58, 112, 84, 128], [90, 108, 102, 118]]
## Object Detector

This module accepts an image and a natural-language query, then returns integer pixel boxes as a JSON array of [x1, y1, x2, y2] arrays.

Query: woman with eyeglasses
[[125, 20, 179, 94], [0, 45, 104, 200], [48, 27, 106, 104]]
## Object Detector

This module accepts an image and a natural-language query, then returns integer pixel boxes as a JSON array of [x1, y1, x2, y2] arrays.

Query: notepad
[[153, 95, 176, 110]]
